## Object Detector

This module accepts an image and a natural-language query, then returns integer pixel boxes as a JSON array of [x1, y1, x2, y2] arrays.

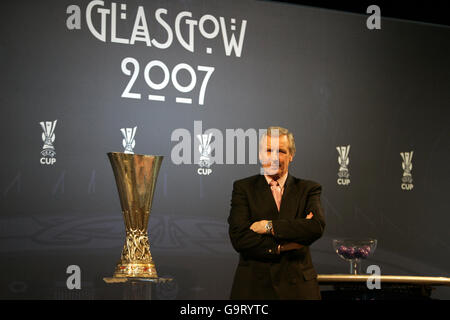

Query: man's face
[[259, 134, 293, 179]]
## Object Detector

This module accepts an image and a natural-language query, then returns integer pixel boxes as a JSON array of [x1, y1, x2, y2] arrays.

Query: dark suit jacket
[[228, 173, 326, 300]]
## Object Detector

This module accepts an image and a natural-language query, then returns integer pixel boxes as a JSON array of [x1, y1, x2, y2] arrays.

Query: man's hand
[[250, 220, 269, 234]]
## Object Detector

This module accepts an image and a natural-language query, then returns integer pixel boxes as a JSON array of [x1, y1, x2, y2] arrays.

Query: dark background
[[1, 0, 449, 299]]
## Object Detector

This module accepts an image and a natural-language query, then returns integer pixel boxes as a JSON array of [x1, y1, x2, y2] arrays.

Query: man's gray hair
[[260, 126, 296, 157]]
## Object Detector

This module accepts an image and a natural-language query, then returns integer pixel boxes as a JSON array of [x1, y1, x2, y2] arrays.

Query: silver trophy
[[401, 151, 413, 184], [197, 133, 212, 168], [337, 145, 350, 179], [121, 127, 137, 154], [40, 120, 57, 157]]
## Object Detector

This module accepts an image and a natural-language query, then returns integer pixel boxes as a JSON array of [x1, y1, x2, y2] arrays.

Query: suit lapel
[[279, 174, 300, 220], [255, 174, 279, 218]]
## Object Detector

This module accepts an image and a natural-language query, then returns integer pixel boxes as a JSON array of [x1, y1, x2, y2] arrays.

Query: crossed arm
[[228, 180, 326, 260], [249, 212, 314, 253]]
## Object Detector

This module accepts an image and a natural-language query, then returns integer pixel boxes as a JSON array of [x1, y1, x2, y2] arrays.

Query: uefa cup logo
[[40, 120, 57, 165], [121, 127, 137, 154], [400, 151, 414, 190], [337, 145, 350, 185], [197, 133, 212, 175]]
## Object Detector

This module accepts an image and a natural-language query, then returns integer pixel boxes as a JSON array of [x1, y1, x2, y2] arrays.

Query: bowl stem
[[350, 260, 361, 274]]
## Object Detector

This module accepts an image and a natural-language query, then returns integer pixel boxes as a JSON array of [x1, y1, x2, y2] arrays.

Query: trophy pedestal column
[[103, 277, 173, 300], [123, 281, 152, 300]]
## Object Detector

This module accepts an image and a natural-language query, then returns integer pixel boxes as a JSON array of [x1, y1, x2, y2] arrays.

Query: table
[[318, 274, 450, 300]]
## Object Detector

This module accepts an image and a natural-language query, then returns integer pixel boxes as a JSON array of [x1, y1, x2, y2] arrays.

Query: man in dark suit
[[228, 126, 325, 300]]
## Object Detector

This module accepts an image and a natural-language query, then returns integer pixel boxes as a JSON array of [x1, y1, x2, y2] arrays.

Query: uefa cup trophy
[[107, 152, 163, 278]]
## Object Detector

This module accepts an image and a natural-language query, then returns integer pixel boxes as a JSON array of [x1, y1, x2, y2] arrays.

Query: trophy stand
[[103, 277, 173, 300], [103, 152, 172, 299]]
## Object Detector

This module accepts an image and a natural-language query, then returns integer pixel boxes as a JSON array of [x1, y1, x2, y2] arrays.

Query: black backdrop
[[1, 0, 449, 299]]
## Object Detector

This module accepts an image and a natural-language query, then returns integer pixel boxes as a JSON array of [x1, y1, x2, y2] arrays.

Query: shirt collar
[[264, 171, 288, 189]]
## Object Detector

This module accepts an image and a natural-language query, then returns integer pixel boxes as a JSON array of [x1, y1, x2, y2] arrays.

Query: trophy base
[[113, 263, 158, 278], [103, 277, 173, 284]]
